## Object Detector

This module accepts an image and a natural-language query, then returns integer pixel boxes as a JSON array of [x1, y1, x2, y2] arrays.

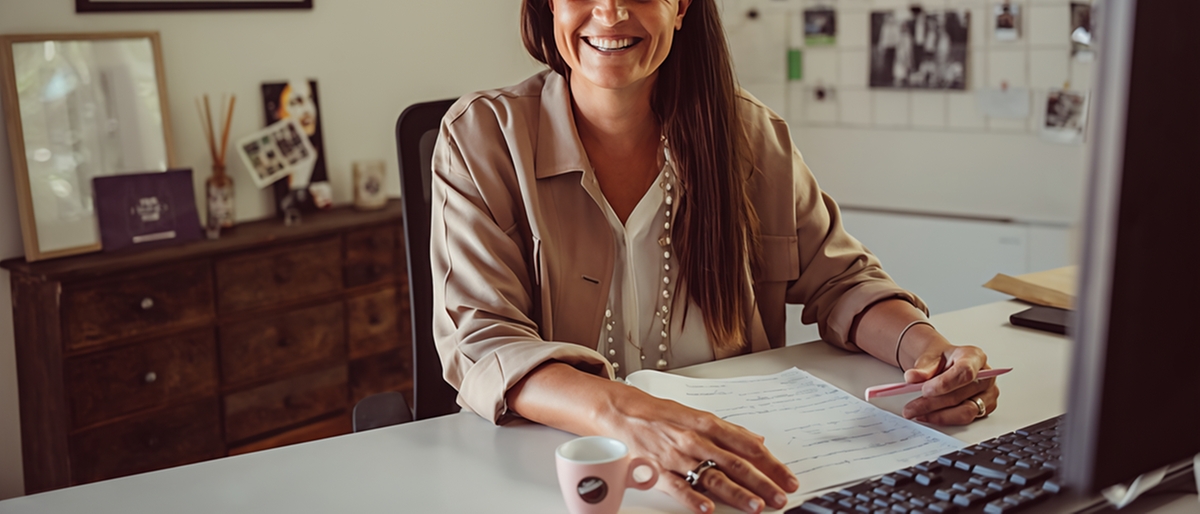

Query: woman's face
[[550, 0, 690, 92], [281, 81, 318, 136]]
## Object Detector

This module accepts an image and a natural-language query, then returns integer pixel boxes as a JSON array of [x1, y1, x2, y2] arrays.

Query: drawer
[[223, 365, 348, 443], [62, 262, 214, 351], [228, 413, 351, 456], [344, 226, 395, 288], [219, 301, 345, 386], [66, 329, 217, 430], [349, 348, 413, 406], [70, 399, 224, 485], [346, 288, 405, 359], [216, 237, 342, 313]]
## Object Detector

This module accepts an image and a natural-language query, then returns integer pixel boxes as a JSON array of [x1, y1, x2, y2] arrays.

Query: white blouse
[[588, 158, 713, 378]]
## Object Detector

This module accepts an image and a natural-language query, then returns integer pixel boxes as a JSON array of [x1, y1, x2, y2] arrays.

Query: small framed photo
[[93, 169, 202, 253], [804, 9, 837, 46], [235, 118, 317, 189], [994, 1, 1020, 41], [1042, 89, 1089, 144]]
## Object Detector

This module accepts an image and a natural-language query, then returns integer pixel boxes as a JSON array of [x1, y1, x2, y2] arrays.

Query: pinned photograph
[[263, 79, 332, 211], [804, 8, 837, 46], [235, 118, 317, 189], [870, 7, 970, 90], [994, 1, 1020, 41], [1070, 2, 1093, 62], [1042, 89, 1089, 144]]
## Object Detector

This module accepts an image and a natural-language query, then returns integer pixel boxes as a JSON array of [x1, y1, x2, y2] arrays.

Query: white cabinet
[[785, 209, 1072, 345]]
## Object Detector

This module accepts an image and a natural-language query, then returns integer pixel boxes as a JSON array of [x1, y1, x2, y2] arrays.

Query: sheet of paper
[[976, 87, 1031, 119], [626, 368, 963, 493]]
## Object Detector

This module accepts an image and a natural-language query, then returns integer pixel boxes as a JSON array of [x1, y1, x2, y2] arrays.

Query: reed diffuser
[[197, 94, 237, 235]]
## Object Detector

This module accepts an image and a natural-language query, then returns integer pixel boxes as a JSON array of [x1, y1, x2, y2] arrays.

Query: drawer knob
[[368, 314, 381, 325], [144, 371, 158, 384], [140, 297, 155, 310]]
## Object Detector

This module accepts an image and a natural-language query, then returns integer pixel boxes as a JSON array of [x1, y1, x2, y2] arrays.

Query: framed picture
[[262, 79, 331, 212], [93, 169, 202, 253], [0, 32, 175, 261], [869, 8, 970, 90], [77, 0, 312, 12]]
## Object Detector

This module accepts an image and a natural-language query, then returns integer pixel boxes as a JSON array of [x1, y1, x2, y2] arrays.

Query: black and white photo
[[235, 118, 317, 189], [870, 7, 970, 90], [994, 1, 1020, 41], [1042, 89, 1088, 144]]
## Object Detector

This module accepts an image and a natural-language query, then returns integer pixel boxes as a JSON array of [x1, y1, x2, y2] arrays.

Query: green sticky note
[[788, 49, 803, 81]]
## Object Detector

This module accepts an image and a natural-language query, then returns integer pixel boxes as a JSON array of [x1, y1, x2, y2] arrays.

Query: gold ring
[[971, 397, 987, 419]]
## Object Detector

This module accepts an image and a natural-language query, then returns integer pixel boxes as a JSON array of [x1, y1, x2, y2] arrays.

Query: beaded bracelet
[[895, 320, 935, 371]]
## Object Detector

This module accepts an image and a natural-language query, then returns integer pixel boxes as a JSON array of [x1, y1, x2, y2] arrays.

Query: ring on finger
[[969, 397, 987, 419], [685, 460, 719, 491]]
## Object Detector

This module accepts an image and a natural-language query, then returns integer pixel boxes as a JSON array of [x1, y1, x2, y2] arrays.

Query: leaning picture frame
[[0, 32, 177, 261], [76, 0, 312, 12]]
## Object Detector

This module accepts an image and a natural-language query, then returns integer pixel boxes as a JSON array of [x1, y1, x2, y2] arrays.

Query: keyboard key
[[881, 474, 913, 487], [909, 496, 929, 507], [992, 456, 1012, 466], [896, 468, 916, 478], [837, 488, 858, 497], [971, 463, 1010, 480], [1009, 468, 1052, 486], [873, 498, 892, 508], [915, 462, 944, 473], [952, 492, 987, 507], [1041, 480, 1065, 493], [873, 485, 895, 496], [915, 474, 941, 486], [891, 502, 915, 512], [983, 499, 1020, 513], [1015, 459, 1036, 469], [934, 489, 955, 501], [891, 492, 912, 502], [797, 499, 837, 514], [855, 504, 874, 513], [926, 501, 960, 514], [839, 498, 859, 509], [951, 482, 971, 493]]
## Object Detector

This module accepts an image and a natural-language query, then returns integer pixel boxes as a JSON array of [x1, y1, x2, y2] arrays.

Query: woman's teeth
[[585, 37, 638, 51]]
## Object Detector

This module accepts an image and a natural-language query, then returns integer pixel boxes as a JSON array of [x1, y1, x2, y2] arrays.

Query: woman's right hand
[[508, 361, 798, 514], [602, 391, 799, 513]]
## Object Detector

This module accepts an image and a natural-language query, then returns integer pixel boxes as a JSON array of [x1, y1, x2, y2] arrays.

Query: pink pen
[[865, 368, 1013, 400]]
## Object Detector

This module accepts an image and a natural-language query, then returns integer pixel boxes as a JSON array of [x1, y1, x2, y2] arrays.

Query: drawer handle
[[140, 297, 155, 310], [143, 371, 158, 384]]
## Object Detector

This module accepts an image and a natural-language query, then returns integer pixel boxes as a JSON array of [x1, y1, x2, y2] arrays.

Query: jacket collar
[[535, 71, 590, 179]]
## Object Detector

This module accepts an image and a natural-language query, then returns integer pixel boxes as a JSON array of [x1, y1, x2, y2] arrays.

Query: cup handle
[[626, 456, 659, 491]]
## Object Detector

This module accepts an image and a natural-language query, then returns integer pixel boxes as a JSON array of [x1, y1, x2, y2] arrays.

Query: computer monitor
[[1064, 0, 1200, 494]]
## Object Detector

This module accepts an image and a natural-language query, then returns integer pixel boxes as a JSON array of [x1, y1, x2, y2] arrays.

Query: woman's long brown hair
[[522, 0, 760, 351]]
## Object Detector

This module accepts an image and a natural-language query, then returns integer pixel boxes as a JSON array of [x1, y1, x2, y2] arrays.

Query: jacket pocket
[[759, 235, 800, 283]]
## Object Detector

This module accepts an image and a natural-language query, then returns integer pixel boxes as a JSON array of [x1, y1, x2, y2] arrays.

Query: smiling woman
[[430, 1, 1002, 513]]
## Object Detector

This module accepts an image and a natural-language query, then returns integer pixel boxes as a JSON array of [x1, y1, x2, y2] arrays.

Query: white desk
[[0, 301, 1193, 513]]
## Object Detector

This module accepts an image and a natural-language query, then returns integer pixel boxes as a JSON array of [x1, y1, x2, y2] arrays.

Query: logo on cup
[[577, 476, 608, 504]]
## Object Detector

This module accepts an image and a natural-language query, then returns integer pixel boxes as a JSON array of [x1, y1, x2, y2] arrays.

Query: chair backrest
[[395, 99, 460, 421], [352, 391, 413, 432]]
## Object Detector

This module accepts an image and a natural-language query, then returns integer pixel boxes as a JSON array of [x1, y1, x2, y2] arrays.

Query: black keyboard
[[789, 415, 1068, 514]]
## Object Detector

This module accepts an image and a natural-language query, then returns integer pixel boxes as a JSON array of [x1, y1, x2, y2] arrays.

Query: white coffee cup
[[555, 436, 658, 514]]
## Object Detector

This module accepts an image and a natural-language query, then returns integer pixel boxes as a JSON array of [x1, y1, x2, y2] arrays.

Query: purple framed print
[[93, 169, 203, 253], [76, 0, 312, 13]]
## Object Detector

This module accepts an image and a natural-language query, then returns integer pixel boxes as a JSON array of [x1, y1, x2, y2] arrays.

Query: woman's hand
[[507, 362, 797, 514], [602, 392, 799, 514], [899, 330, 999, 425]]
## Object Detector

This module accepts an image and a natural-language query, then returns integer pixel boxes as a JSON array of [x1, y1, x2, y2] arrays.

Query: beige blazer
[[430, 71, 926, 423]]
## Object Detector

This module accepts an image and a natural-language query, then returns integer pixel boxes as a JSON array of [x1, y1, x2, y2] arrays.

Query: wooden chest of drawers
[[1, 202, 414, 494]]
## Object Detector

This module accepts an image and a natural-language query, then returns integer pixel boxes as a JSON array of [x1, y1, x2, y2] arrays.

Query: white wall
[[0, 0, 544, 498]]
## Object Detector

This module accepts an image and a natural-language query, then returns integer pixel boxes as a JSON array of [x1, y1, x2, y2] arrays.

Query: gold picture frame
[[0, 31, 177, 261]]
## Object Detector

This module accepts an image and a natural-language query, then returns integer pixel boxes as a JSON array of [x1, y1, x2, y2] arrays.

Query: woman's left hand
[[900, 342, 999, 425]]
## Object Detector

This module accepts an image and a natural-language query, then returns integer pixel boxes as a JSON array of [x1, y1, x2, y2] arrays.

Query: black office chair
[[395, 99, 461, 421], [352, 391, 413, 432]]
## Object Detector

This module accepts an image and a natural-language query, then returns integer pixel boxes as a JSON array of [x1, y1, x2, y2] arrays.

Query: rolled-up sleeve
[[430, 104, 610, 424], [759, 114, 929, 351]]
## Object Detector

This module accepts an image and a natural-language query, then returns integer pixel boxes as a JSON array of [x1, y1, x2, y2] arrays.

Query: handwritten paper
[[626, 368, 963, 493]]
